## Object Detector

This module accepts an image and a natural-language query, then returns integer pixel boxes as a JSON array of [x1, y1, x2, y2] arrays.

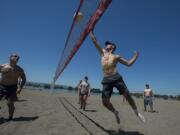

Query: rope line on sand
[[59, 97, 145, 135], [58, 97, 108, 135], [58, 97, 93, 135], [63, 97, 107, 131]]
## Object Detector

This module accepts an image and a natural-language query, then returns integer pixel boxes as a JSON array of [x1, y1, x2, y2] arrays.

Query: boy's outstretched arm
[[118, 51, 139, 67], [89, 31, 103, 55]]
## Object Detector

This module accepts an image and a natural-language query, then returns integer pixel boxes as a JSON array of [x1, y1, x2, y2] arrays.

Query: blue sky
[[0, 0, 180, 95]]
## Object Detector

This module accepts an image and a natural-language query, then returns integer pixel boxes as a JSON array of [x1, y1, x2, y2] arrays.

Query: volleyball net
[[53, 0, 112, 82]]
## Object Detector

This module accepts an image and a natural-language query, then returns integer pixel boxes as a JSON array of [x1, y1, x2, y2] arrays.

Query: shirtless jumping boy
[[89, 31, 145, 124]]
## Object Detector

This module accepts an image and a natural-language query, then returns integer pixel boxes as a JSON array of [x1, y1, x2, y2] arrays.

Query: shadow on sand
[[13, 116, 39, 121], [84, 109, 97, 112], [0, 117, 6, 124], [0, 116, 39, 124], [147, 110, 159, 113], [16, 99, 28, 102], [106, 129, 144, 135]]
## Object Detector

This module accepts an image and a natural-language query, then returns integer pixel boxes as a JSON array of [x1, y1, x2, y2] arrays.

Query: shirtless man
[[79, 76, 91, 111], [143, 84, 154, 112], [0, 54, 26, 120], [89, 31, 145, 124]]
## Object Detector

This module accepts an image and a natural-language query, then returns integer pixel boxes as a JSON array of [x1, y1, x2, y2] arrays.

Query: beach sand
[[0, 89, 180, 135]]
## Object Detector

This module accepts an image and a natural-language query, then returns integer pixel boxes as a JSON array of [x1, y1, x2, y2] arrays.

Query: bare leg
[[123, 91, 145, 122], [83, 95, 88, 110], [7, 99, 15, 120], [123, 91, 138, 113], [144, 98, 147, 111], [78, 95, 81, 104], [150, 105, 153, 112], [144, 105, 147, 111], [150, 100, 153, 112], [80, 95, 83, 109], [102, 98, 120, 124], [102, 98, 115, 112], [123, 96, 126, 102]]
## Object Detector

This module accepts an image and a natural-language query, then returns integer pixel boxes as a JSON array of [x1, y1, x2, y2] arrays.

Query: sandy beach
[[0, 89, 180, 135]]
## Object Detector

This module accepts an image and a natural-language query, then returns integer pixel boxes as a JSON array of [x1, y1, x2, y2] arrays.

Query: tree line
[[25, 81, 180, 101]]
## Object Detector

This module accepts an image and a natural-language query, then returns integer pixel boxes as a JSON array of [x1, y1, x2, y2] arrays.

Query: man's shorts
[[79, 91, 88, 96], [0, 85, 18, 101], [144, 96, 153, 107], [101, 73, 129, 98]]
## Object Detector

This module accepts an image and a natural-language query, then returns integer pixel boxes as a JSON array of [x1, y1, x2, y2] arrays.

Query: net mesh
[[54, 0, 112, 82]]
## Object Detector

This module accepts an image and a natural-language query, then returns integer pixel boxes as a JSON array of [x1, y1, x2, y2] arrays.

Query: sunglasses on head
[[11, 55, 19, 58]]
